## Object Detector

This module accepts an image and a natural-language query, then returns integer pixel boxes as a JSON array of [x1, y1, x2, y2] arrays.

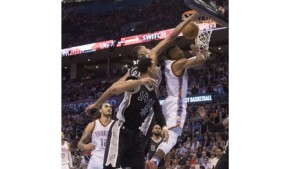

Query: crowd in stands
[[62, 0, 190, 48]]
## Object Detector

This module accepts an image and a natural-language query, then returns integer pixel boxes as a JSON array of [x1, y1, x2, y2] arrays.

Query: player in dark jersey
[[147, 124, 166, 169], [103, 57, 169, 169]]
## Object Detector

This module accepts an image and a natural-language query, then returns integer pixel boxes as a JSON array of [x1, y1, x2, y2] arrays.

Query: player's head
[[216, 148, 222, 158], [165, 45, 184, 60], [152, 124, 162, 137], [61, 131, 65, 141], [98, 102, 112, 117], [138, 57, 159, 79], [131, 45, 150, 60]]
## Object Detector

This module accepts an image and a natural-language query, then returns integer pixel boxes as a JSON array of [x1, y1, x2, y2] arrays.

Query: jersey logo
[[130, 66, 140, 77], [151, 145, 156, 151], [137, 90, 149, 102], [140, 99, 155, 117]]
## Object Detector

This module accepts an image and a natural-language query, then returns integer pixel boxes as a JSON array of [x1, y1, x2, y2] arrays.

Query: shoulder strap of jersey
[[91, 120, 96, 133], [67, 141, 72, 151]]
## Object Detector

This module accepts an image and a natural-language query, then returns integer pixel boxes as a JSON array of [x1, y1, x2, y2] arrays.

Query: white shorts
[[87, 155, 104, 169], [162, 96, 187, 131], [61, 163, 70, 169]]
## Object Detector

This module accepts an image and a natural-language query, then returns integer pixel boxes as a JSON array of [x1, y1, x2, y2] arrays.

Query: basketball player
[[147, 124, 166, 169], [62, 131, 74, 169], [103, 57, 168, 169], [84, 13, 202, 155], [146, 44, 207, 169], [78, 103, 114, 169], [84, 11, 201, 112], [198, 106, 229, 169]]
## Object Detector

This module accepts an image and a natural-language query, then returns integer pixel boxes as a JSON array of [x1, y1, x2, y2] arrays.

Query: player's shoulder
[[86, 121, 96, 131]]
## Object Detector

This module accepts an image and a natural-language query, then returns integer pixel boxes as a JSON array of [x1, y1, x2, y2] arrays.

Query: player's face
[[171, 46, 184, 60], [152, 125, 161, 136], [99, 103, 112, 116], [139, 46, 150, 56], [216, 149, 222, 157]]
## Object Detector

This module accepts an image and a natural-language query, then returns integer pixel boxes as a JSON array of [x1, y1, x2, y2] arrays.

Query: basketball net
[[182, 10, 216, 58]]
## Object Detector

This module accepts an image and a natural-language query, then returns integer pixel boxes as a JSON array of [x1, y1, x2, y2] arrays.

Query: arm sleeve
[[204, 121, 225, 133], [152, 98, 166, 127]]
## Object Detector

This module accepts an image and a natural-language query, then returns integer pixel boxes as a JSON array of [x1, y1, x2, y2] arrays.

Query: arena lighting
[[62, 25, 227, 57]]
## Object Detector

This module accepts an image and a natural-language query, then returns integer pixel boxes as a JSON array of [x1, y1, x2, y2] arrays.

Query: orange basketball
[[182, 22, 199, 40]]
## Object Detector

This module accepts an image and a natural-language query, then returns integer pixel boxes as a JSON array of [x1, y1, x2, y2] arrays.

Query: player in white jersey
[[62, 131, 74, 169], [78, 103, 114, 169], [146, 44, 206, 169]]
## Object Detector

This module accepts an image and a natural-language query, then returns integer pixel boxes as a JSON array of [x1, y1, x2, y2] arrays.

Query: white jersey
[[61, 141, 71, 165], [163, 60, 188, 130], [87, 119, 114, 169], [91, 119, 114, 158], [164, 60, 188, 98]]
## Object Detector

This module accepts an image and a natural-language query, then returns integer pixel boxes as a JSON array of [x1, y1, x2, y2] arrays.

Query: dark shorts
[[104, 120, 146, 169], [215, 152, 228, 169]]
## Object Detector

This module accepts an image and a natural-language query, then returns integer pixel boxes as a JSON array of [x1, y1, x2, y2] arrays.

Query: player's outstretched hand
[[85, 103, 96, 113], [190, 44, 200, 55], [191, 11, 201, 21]]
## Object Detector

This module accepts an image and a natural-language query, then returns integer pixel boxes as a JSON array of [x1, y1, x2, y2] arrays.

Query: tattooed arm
[[77, 121, 95, 151]]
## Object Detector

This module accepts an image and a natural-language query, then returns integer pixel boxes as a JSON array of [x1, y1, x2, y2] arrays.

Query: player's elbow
[[109, 84, 120, 95]]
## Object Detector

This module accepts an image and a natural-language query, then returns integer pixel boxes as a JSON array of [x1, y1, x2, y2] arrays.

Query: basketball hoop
[[182, 10, 216, 58]]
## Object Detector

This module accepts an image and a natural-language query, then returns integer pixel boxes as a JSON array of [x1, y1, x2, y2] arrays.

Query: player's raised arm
[[109, 77, 157, 95], [172, 45, 206, 76], [85, 72, 130, 112], [149, 11, 200, 64]]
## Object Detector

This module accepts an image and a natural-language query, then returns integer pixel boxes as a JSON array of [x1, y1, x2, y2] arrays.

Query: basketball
[[182, 22, 199, 39]]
